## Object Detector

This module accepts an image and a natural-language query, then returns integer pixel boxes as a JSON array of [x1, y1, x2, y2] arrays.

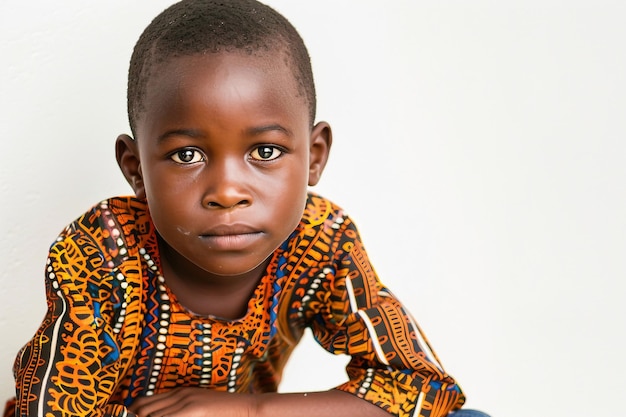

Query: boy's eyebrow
[[156, 128, 204, 143], [247, 124, 293, 137]]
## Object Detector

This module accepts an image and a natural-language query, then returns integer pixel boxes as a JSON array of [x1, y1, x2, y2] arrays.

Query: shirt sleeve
[[11, 229, 141, 417], [289, 212, 465, 417]]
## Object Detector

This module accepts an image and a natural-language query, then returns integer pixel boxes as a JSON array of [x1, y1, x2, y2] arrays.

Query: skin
[[115, 51, 390, 417]]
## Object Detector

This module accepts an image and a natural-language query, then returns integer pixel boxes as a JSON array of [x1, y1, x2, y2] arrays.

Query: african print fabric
[[4, 193, 464, 417]]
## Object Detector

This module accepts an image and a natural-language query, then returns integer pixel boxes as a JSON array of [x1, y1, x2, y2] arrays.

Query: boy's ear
[[115, 134, 146, 199], [308, 121, 332, 186]]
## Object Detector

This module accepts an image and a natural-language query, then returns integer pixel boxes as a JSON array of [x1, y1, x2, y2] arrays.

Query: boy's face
[[117, 52, 330, 279]]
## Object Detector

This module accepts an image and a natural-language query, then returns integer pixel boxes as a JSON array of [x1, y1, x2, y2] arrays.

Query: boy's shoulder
[[70, 196, 151, 235], [301, 192, 349, 229], [60, 196, 155, 261]]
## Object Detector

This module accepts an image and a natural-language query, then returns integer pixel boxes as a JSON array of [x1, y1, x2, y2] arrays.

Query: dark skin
[[116, 51, 390, 416]]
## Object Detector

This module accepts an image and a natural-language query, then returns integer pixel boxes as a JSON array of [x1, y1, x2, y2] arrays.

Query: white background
[[1, 1, 625, 416]]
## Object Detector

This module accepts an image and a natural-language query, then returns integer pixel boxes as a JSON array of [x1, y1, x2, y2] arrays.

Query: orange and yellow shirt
[[6, 193, 464, 417]]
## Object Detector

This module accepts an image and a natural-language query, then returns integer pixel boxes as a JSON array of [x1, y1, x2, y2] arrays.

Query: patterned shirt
[[5, 193, 464, 417]]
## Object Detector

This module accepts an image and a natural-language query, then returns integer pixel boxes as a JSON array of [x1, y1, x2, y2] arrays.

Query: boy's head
[[127, 0, 316, 137], [116, 0, 332, 279]]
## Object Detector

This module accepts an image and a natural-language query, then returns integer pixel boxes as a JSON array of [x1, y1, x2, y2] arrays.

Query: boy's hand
[[130, 387, 391, 417], [129, 387, 254, 417]]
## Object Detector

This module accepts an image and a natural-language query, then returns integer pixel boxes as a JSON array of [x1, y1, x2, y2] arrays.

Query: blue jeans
[[449, 410, 491, 417]]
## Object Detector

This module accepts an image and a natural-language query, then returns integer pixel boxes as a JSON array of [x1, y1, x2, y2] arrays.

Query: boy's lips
[[200, 223, 260, 236], [198, 224, 264, 250]]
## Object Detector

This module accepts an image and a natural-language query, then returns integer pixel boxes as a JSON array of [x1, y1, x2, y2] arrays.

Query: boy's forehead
[[147, 50, 300, 101], [136, 51, 310, 135]]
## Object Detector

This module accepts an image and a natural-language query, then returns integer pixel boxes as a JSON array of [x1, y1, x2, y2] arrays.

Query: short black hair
[[127, 0, 316, 137]]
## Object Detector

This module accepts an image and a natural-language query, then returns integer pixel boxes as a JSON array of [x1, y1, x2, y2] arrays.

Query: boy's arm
[[12, 231, 141, 417], [286, 211, 465, 417]]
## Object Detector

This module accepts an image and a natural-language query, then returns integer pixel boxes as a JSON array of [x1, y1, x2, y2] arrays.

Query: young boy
[[4, 1, 475, 416]]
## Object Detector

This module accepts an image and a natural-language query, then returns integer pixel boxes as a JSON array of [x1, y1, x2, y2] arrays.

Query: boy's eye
[[170, 149, 204, 164], [250, 146, 282, 161]]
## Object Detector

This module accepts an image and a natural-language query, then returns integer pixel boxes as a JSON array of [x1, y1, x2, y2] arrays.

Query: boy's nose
[[201, 159, 252, 209]]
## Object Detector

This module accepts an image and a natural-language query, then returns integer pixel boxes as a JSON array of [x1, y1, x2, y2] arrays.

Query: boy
[[5, 1, 474, 416]]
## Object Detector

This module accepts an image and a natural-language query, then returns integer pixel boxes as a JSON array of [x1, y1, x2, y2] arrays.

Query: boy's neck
[[157, 237, 270, 320]]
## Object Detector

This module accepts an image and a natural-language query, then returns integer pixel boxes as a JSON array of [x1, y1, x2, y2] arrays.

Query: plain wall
[[1, 1, 625, 416]]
